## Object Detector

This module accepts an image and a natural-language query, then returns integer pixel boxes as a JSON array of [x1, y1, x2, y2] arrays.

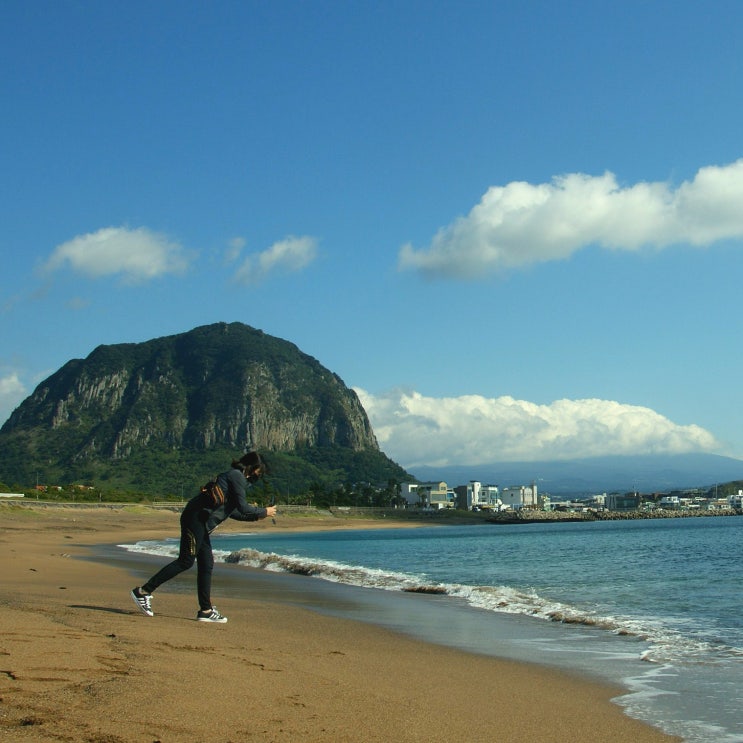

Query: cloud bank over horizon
[[355, 387, 720, 468], [0, 375, 724, 467], [398, 159, 743, 279]]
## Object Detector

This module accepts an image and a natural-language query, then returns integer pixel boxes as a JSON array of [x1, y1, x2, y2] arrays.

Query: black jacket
[[202, 467, 267, 533]]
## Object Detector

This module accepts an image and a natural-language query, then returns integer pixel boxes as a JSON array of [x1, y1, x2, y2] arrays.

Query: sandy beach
[[0, 503, 680, 742]]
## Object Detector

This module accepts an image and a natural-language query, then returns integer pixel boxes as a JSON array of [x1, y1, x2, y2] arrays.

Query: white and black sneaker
[[197, 606, 228, 623], [130, 587, 154, 617]]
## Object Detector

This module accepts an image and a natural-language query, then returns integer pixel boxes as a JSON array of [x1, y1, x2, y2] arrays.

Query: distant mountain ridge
[[410, 453, 743, 495], [0, 322, 409, 495]]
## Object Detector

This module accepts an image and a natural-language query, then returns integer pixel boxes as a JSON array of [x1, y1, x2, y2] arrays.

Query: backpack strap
[[200, 480, 225, 507]]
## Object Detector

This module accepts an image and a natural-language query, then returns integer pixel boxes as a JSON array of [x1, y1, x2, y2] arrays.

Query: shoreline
[[0, 504, 680, 742]]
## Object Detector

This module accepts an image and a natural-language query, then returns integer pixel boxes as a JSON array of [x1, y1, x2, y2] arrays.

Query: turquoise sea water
[[123, 515, 743, 742]]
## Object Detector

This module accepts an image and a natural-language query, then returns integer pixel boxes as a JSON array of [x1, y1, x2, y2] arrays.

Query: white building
[[500, 483, 538, 510], [659, 495, 681, 509], [400, 483, 419, 506], [480, 484, 501, 509], [466, 480, 482, 509], [728, 490, 743, 509], [453, 481, 501, 510], [403, 482, 450, 509], [472, 482, 499, 509]]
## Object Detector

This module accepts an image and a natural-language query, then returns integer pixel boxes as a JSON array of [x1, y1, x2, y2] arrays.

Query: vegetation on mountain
[[0, 323, 412, 500]]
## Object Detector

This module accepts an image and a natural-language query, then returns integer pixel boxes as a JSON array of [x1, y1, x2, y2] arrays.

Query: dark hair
[[231, 451, 266, 473]]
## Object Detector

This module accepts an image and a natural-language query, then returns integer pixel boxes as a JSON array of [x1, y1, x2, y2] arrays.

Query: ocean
[[122, 515, 743, 742]]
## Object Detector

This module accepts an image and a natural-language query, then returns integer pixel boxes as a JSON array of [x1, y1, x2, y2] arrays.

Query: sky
[[2, 1, 743, 471]]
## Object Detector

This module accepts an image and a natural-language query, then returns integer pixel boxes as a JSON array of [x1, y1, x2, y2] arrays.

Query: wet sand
[[0, 503, 680, 742]]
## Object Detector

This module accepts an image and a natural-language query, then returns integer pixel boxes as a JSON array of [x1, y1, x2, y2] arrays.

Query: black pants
[[142, 502, 214, 611]]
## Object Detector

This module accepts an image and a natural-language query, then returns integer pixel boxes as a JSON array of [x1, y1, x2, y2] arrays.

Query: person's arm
[[226, 468, 271, 521], [229, 502, 277, 521]]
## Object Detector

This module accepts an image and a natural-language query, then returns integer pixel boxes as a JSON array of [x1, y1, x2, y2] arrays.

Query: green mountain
[[0, 322, 410, 498]]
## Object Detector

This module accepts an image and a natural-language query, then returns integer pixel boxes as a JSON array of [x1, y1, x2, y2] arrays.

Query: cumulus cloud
[[398, 159, 743, 279], [42, 226, 192, 283], [355, 388, 719, 468], [234, 235, 318, 284], [0, 372, 27, 426]]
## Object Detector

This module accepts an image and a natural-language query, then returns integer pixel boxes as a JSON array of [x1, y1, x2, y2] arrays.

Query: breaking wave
[[120, 540, 742, 667], [219, 546, 740, 666]]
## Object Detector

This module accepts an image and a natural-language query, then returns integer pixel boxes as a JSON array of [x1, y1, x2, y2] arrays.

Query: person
[[130, 451, 277, 623]]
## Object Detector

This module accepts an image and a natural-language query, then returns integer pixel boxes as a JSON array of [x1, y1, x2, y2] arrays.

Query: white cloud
[[42, 226, 193, 283], [0, 372, 27, 426], [355, 387, 719, 468], [234, 235, 318, 284], [398, 159, 743, 279]]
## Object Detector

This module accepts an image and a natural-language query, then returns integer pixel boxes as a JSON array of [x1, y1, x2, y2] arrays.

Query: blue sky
[[2, 1, 742, 470]]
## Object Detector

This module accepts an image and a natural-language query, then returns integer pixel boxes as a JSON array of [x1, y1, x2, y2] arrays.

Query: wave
[[221, 547, 743, 665], [119, 538, 180, 558], [120, 540, 743, 666]]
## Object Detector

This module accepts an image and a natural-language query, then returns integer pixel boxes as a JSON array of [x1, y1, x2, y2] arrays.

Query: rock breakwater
[[486, 508, 741, 524]]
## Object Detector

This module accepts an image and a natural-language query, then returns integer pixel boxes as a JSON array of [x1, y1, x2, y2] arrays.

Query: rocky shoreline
[[486, 507, 742, 524]]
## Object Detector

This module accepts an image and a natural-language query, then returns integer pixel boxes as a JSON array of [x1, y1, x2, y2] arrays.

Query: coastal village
[[402, 480, 743, 515], [5, 479, 743, 517]]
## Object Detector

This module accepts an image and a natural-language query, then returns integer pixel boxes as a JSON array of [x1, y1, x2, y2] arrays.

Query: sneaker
[[197, 606, 228, 623], [130, 587, 154, 617]]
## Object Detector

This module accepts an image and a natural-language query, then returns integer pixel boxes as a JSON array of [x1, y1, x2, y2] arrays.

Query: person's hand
[[266, 505, 277, 518]]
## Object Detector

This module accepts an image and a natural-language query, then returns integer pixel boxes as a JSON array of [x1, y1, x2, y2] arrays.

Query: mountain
[[0, 322, 410, 495], [410, 453, 743, 496]]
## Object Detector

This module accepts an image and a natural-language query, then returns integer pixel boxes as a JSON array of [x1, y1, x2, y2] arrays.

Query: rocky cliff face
[[1, 323, 380, 481]]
